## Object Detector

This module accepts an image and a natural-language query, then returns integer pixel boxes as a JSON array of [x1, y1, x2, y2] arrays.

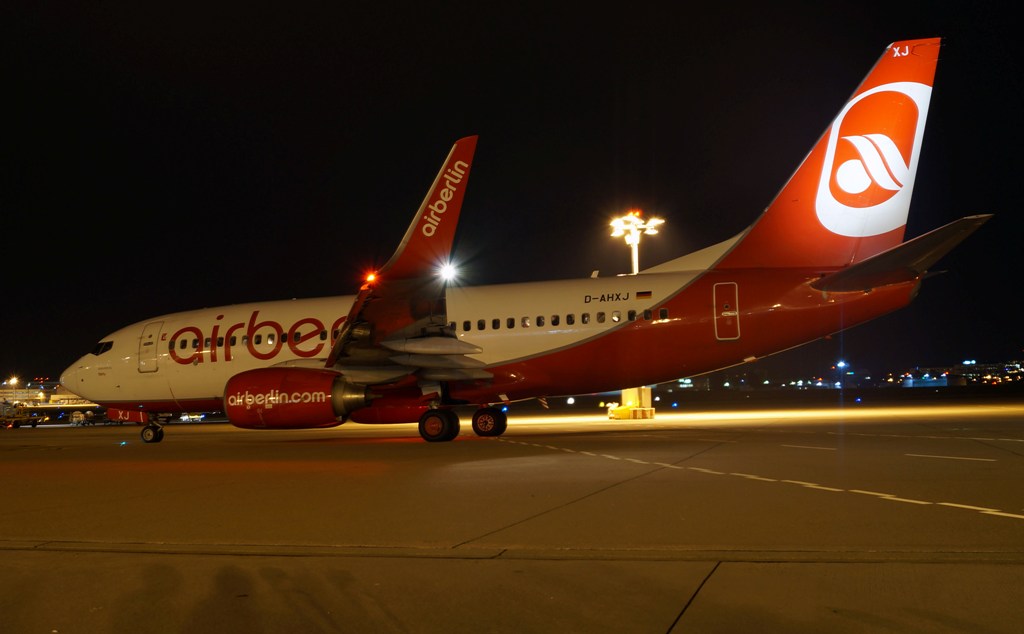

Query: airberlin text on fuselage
[[420, 160, 468, 237], [166, 310, 347, 365]]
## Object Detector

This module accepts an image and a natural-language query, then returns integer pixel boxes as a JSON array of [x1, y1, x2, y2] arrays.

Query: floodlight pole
[[610, 210, 664, 275], [607, 210, 665, 420]]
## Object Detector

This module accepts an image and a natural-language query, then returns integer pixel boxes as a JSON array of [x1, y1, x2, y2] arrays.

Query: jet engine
[[223, 367, 370, 429]]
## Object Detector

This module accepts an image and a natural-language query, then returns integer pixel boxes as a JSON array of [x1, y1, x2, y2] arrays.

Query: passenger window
[[596, 312, 605, 323], [627, 310, 637, 321], [643, 309, 653, 320], [217, 336, 224, 346], [179, 339, 187, 350], [477, 319, 486, 331], [659, 308, 669, 319], [254, 334, 262, 345], [536, 316, 545, 327], [230, 336, 237, 345], [204, 337, 211, 348], [521, 316, 530, 328], [566, 314, 575, 325], [192, 339, 199, 349], [582, 313, 590, 324], [168, 341, 174, 352], [507, 317, 515, 329], [320, 330, 327, 340], [463, 321, 471, 332], [267, 334, 276, 345], [612, 311, 621, 322], [242, 335, 249, 346], [282, 332, 289, 343], [493, 318, 501, 330], [552, 315, 560, 326]]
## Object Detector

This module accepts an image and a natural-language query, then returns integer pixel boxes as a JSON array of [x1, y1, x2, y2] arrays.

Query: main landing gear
[[418, 406, 508, 442]]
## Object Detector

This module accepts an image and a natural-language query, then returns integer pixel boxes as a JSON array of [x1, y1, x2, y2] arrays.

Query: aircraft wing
[[811, 214, 992, 293], [326, 136, 483, 385]]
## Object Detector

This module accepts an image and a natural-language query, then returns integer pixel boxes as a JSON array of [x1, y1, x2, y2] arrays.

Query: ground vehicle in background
[[1, 401, 49, 428]]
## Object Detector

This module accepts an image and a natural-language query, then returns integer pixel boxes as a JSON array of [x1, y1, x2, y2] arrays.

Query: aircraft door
[[138, 321, 164, 373], [713, 283, 740, 340]]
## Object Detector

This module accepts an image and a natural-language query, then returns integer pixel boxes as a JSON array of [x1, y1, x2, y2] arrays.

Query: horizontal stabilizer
[[811, 214, 992, 292]]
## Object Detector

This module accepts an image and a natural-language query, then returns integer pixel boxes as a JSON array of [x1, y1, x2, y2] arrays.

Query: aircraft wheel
[[419, 409, 460, 442], [472, 407, 507, 437], [141, 424, 164, 443]]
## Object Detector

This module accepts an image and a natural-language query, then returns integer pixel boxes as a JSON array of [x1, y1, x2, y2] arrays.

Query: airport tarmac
[[2, 397, 1023, 633]]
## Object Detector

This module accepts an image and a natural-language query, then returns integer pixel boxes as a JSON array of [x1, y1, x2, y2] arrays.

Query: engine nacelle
[[223, 367, 370, 429]]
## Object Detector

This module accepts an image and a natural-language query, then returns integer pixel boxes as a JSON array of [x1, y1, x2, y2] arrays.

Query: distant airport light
[[610, 209, 664, 274]]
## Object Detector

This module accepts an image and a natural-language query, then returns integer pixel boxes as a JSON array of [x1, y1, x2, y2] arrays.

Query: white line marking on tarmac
[[939, 502, 1000, 512], [730, 472, 778, 482], [850, 489, 895, 497], [983, 511, 1024, 520], [881, 497, 932, 505], [782, 444, 837, 451], [496, 438, 1024, 520], [905, 453, 996, 462]]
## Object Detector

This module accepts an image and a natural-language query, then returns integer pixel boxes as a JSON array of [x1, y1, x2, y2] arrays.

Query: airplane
[[61, 37, 991, 444]]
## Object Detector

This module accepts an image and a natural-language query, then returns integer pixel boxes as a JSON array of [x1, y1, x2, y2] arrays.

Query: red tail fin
[[717, 38, 941, 270], [381, 135, 478, 279]]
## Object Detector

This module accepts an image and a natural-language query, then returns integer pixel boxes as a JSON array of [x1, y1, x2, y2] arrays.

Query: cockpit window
[[90, 341, 113, 356]]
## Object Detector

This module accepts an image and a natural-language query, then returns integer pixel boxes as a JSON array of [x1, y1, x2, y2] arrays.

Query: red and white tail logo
[[816, 82, 931, 237], [716, 38, 941, 270]]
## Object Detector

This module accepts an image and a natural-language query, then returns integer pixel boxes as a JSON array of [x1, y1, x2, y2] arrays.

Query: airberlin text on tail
[[715, 38, 941, 271], [381, 135, 479, 279], [420, 162, 470, 237]]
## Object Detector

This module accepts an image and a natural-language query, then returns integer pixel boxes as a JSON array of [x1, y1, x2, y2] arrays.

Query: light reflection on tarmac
[[2, 399, 1023, 632]]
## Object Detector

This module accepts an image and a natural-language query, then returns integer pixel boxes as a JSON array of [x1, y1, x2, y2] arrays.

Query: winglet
[[380, 135, 478, 279]]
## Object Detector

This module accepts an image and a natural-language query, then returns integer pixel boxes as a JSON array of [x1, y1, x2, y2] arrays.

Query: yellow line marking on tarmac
[[782, 444, 837, 450]]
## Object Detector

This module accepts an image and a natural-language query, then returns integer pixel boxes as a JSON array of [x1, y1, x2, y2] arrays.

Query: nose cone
[[60, 356, 90, 399]]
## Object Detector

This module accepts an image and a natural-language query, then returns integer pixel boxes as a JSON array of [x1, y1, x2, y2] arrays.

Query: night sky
[[6, 2, 1021, 385]]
